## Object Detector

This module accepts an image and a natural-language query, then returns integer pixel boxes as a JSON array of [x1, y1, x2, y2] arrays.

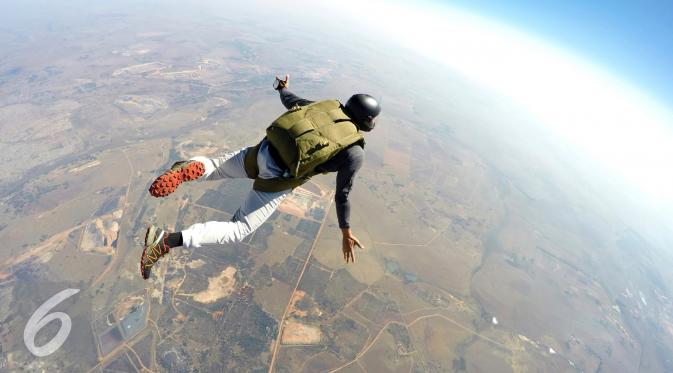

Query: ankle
[[165, 232, 183, 248]]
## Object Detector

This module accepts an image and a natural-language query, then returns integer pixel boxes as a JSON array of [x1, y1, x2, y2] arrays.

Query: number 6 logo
[[23, 288, 80, 357]]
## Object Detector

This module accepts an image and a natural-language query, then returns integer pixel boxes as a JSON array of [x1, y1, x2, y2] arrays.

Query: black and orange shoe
[[140, 225, 170, 280], [149, 160, 205, 197]]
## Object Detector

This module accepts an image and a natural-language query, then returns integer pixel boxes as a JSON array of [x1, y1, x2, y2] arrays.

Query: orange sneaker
[[149, 160, 205, 197]]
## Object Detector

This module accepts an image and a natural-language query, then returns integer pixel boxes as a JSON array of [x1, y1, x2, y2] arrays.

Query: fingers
[[343, 248, 354, 263], [343, 249, 353, 263], [342, 236, 363, 263]]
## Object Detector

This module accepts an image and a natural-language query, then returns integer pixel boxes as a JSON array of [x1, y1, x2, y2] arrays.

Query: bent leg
[[181, 188, 291, 248], [189, 146, 251, 181]]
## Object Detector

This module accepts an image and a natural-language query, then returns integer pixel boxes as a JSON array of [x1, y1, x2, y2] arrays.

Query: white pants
[[181, 140, 292, 248]]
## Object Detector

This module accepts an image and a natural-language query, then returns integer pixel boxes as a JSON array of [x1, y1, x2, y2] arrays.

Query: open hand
[[342, 229, 364, 263], [274, 74, 289, 90]]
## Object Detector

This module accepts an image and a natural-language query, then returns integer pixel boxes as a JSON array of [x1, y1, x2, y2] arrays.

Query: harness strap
[[253, 176, 309, 192], [243, 143, 261, 179], [244, 142, 309, 192]]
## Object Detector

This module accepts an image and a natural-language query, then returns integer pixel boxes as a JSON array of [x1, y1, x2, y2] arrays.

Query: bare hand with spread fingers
[[341, 228, 364, 263]]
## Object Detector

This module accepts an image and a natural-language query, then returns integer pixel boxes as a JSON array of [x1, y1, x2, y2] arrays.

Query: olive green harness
[[244, 100, 364, 192]]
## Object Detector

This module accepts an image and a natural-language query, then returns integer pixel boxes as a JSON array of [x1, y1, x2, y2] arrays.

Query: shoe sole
[[140, 225, 160, 280], [149, 162, 205, 197]]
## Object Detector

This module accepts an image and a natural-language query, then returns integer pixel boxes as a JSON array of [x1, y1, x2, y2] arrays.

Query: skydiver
[[139, 75, 381, 279]]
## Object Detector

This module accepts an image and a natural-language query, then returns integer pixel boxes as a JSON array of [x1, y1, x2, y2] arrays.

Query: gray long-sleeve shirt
[[278, 88, 364, 229]]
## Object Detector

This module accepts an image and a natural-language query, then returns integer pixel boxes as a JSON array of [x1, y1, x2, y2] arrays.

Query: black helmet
[[345, 94, 381, 132]]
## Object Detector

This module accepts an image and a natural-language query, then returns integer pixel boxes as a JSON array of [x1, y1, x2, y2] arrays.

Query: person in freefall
[[139, 75, 381, 279]]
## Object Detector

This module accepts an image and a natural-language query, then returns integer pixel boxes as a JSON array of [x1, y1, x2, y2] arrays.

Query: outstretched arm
[[279, 87, 313, 109], [274, 74, 313, 109], [335, 148, 364, 262], [316, 145, 365, 262], [319, 145, 364, 229]]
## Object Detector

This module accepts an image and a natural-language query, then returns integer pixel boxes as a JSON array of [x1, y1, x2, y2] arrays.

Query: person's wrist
[[341, 227, 352, 237]]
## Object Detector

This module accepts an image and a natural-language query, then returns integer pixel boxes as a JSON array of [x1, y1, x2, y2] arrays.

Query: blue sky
[[333, 0, 673, 204], [444, 1, 673, 106]]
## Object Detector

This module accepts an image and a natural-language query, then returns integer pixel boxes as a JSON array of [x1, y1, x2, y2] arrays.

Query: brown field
[[176, 137, 222, 159], [407, 316, 472, 371], [277, 193, 312, 218], [0, 100, 83, 185], [0, 225, 81, 280], [348, 183, 440, 246], [383, 147, 411, 179], [370, 277, 433, 315], [184, 266, 237, 303], [342, 236, 385, 285], [287, 290, 308, 317], [463, 339, 514, 373], [311, 223, 347, 269], [254, 279, 294, 320], [299, 351, 348, 372], [41, 227, 110, 283], [254, 233, 304, 270], [310, 213, 385, 285], [281, 319, 321, 345], [0, 147, 132, 275], [375, 231, 482, 296], [153, 196, 183, 232], [124, 138, 172, 173], [359, 327, 412, 373]]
